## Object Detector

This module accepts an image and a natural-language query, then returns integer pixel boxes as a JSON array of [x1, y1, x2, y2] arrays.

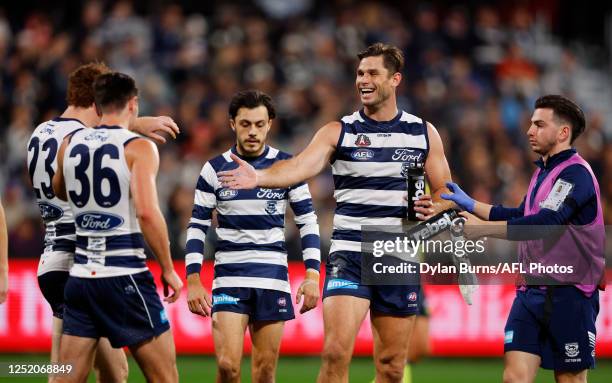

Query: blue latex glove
[[441, 182, 475, 213]]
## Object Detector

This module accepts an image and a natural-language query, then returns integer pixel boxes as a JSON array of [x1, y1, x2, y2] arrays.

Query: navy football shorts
[[38, 271, 70, 319], [504, 286, 599, 371], [322, 251, 420, 316], [211, 287, 295, 322], [62, 270, 170, 348]]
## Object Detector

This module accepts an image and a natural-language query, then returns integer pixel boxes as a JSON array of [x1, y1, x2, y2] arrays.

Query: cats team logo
[[355, 134, 371, 147], [565, 343, 579, 358], [265, 200, 277, 214]]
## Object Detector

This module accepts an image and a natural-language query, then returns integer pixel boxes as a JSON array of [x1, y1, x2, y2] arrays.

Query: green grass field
[[1, 354, 611, 382]]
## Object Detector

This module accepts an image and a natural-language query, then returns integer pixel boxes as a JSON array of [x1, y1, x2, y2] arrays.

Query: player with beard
[[218, 43, 455, 383]]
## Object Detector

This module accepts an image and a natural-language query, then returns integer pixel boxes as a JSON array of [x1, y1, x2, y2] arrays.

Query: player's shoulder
[[399, 110, 423, 125], [31, 117, 85, 142], [267, 146, 292, 161], [340, 110, 364, 125], [207, 150, 232, 172]]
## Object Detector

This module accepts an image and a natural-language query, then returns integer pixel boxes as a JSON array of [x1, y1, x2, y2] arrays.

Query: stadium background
[[1, 0, 612, 382]]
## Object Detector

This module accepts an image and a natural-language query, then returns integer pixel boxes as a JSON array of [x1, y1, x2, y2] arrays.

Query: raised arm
[[218, 121, 341, 189], [126, 138, 182, 303], [52, 137, 70, 202], [424, 122, 454, 213]]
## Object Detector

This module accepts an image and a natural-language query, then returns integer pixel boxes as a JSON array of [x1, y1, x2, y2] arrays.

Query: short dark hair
[[66, 62, 111, 108], [93, 72, 138, 113], [357, 43, 405, 74], [228, 90, 276, 120], [534, 95, 586, 144]]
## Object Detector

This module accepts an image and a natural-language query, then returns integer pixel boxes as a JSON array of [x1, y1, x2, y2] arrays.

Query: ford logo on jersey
[[38, 202, 64, 222], [76, 212, 124, 231], [351, 148, 374, 161], [392, 149, 423, 162], [257, 188, 286, 199], [218, 188, 238, 200]]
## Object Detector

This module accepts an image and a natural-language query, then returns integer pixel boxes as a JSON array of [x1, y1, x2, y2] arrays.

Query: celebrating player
[[0, 200, 7, 304], [185, 90, 321, 383], [26, 62, 179, 382], [218, 43, 454, 383], [52, 72, 182, 383], [443, 95, 604, 383]]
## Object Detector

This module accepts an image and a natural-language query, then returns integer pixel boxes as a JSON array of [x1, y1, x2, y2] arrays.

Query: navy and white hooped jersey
[[63, 125, 146, 278], [27, 117, 85, 273], [330, 109, 429, 255], [185, 145, 321, 294]]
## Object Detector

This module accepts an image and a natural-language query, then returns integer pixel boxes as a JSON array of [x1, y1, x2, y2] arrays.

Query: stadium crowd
[[1, 0, 611, 260]]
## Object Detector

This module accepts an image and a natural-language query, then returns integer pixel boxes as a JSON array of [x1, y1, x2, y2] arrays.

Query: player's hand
[[161, 269, 183, 303], [132, 116, 180, 144], [186, 274, 212, 317], [0, 271, 7, 304], [217, 154, 258, 189], [296, 270, 320, 314], [441, 182, 475, 213], [411, 194, 436, 221]]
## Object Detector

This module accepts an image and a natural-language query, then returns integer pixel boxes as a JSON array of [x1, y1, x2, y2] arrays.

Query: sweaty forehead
[[235, 105, 269, 122]]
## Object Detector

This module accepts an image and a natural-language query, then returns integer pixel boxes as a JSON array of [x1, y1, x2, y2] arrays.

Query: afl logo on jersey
[[38, 202, 64, 222], [218, 188, 238, 200], [76, 212, 124, 231], [351, 148, 374, 161], [265, 201, 277, 214], [355, 134, 371, 147]]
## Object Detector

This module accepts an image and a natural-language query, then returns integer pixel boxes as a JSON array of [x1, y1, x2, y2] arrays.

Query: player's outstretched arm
[[52, 137, 70, 202], [126, 138, 183, 303], [218, 121, 341, 189], [129, 116, 180, 144], [424, 122, 456, 213], [0, 200, 8, 304]]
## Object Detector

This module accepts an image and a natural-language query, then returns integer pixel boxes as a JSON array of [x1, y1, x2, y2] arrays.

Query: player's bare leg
[[213, 311, 249, 383], [53, 335, 98, 383], [317, 296, 370, 383], [407, 316, 430, 363], [50, 317, 63, 365], [92, 337, 128, 383], [503, 351, 541, 383], [249, 321, 284, 383], [128, 329, 178, 383], [553, 370, 587, 383], [371, 312, 415, 383]]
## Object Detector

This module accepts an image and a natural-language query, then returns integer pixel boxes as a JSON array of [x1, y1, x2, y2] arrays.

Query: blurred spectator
[[0, 1, 610, 262]]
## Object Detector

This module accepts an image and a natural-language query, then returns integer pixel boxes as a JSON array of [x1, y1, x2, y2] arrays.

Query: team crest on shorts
[[265, 201, 277, 214], [277, 297, 287, 307], [355, 134, 371, 147], [565, 342, 580, 358], [408, 292, 417, 302]]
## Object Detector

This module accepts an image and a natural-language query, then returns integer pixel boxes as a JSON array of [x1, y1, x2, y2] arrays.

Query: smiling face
[[526, 108, 571, 157], [231, 105, 271, 156], [355, 55, 401, 108]]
